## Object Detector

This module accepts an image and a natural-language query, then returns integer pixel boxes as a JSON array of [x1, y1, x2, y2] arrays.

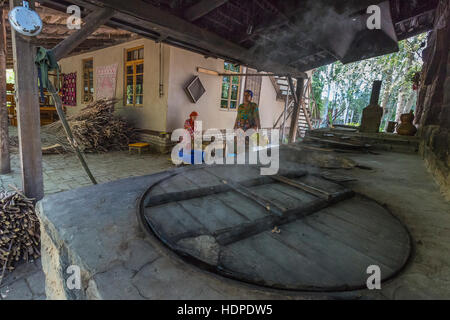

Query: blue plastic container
[[178, 149, 204, 164]]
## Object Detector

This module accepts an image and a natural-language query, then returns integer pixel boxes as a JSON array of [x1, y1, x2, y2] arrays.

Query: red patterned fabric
[[62, 73, 77, 106]]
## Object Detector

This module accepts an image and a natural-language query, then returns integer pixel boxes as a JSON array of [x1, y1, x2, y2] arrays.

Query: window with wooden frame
[[220, 62, 241, 110], [125, 46, 144, 106], [82, 58, 94, 103]]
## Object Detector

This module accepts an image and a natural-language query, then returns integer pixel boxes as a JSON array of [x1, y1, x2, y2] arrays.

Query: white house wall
[[58, 38, 170, 132], [167, 46, 287, 132], [58, 38, 293, 134]]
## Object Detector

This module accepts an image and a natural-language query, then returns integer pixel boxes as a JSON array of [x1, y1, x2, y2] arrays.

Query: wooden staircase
[[270, 75, 318, 138]]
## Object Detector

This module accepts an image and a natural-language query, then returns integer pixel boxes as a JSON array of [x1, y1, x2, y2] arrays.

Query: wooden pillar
[[370, 80, 382, 105], [10, 0, 44, 200], [288, 77, 305, 143], [0, 8, 10, 174]]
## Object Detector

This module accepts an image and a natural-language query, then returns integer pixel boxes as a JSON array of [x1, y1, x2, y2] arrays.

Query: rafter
[[39, 0, 307, 77], [184, 0, 228, 22]]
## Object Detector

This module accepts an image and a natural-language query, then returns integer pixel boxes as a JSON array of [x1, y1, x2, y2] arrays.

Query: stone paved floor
[[1, 127, 175, 300]]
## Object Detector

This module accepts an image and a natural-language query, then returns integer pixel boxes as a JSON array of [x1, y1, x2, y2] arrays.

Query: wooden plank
[[144, 203, 208, 241], [145, 167, 307, 207], [182, 173, 265, 222], [0, 8, 10, 174], [214, 191, 268, 221], [307, 210, 409, 269], [202, 167, 285, 216], [151, 176, 250, 239], [269, 183, 318, 203], [220, 179, 285, 216], [184, 0, 229, 22], [177, 195, 248, 233], [273, 220, 394, 286], [214, 197, 332, 246], [169, 171, 250, 231], [249, 184, 305, 211], [146, 176, 271, 207], [301, 219, 395, 273], [324, 197, 408, 237], [53, 7, 116, 60], [202, 165, 264, 183], [220, 232, 343, 289], [295, 174, 347, 194], [9, 0, 44, 200], [271, 175, 332, 200]]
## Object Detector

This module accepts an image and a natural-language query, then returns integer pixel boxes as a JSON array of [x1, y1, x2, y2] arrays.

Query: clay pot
[[397, 111, 417, 136], [386, 121, 397, 133], [400, 112, 414, 123]]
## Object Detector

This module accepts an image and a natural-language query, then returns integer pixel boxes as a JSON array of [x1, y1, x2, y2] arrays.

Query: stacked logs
[[41, 98, 138, 153], [0, 189, 40, 279]]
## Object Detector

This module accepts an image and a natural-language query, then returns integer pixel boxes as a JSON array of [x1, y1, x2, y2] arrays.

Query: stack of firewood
[[0, 188, 40, 281], [41, 98, 138, 153]]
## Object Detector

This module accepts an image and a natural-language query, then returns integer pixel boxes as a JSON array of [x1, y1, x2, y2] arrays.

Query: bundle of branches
[[0, 188, 40, 283], [41, 98, 138, 153]]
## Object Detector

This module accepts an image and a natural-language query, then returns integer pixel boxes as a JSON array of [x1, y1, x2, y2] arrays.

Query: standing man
[[234, 90, 261, 131]]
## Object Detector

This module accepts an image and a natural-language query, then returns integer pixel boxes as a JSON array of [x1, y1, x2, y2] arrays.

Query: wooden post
[[0, 8, 10, 174], [288, 77, 305, 143], [370, 80, 382, 105], [10, 0, 44, 200]]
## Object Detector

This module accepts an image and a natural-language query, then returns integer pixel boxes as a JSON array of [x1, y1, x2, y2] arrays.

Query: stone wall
[[415, 0, 450, 200], [139, 131, 175, 154]]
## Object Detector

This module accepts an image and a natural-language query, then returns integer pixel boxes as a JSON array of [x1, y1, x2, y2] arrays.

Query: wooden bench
[[129, 142, 150, 155]]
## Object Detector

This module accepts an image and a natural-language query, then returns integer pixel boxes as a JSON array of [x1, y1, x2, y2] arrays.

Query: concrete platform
[[306, 128, 420, 153], [36, 149, 450, 300]]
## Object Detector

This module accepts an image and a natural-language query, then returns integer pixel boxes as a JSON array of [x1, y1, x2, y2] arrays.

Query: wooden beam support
[[145, 172, 307, 208], [213, 188, 354, 246], [61, 0, 307, 78], [214, 198, 328, 246], [0, 8, 10, 174], [52, 7, 116, 60], [288, 77, 304, 143], [270, 175, 332, 200], [185, 0, 229, 22], [9, 0, 44, 200]]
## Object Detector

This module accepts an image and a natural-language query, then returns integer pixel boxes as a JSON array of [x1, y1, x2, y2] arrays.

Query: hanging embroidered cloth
[[62, 73, 77, 106]]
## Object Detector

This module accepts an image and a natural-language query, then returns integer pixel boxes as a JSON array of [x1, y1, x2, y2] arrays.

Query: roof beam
[[184, 0, 228, 22], [72, 0, 306, 77], [53, 7, 116, 60]]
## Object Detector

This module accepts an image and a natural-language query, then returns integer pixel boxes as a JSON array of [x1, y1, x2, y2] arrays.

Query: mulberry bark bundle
[[0, 190, 40, 273], [42, 98, 138, 153]]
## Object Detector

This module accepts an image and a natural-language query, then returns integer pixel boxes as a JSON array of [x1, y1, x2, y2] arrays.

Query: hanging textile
[[96, 63, 118, 100], [62, 72, 77, 106]]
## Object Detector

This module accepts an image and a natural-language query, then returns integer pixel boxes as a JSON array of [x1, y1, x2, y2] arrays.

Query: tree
[[311, 33, 426, 130]]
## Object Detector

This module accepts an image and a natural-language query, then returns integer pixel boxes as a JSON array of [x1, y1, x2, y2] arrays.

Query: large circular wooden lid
[[138, 165, 411, 292]]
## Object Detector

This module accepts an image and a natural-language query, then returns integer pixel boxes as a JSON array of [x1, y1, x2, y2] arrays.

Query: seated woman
[[184, 111, 198, 138], [180, 111, 202, 163]]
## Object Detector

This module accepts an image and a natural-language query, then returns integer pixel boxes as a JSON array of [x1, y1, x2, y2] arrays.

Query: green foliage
[[6, 69, 14, 84], [311, 33, 426, 127]]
